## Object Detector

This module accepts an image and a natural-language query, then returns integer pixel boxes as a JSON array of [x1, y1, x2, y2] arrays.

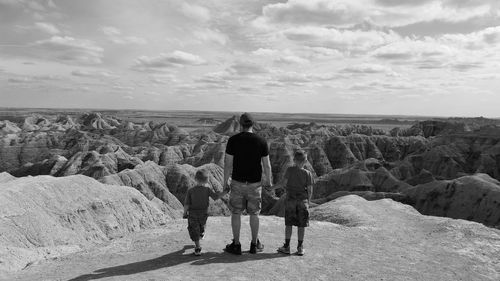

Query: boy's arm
[[209, 187, 228, 200], [306, 184, 313, 203], [183, 189, 191, 218], [183, 204, 189, 218]]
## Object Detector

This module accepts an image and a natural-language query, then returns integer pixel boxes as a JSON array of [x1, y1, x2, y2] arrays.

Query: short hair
[[195, 169, 209, 182], [239, 112, 254, 129], [293, 150, 307, 162]]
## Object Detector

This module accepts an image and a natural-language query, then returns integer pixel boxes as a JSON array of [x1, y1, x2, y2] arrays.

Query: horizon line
[[0, 106, 498, 120]]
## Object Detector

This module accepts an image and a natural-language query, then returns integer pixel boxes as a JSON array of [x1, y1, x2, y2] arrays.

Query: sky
[[1, 0, 500, 117]]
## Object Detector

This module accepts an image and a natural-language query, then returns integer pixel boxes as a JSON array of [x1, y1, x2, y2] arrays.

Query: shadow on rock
[[69, 245, 286, 281]]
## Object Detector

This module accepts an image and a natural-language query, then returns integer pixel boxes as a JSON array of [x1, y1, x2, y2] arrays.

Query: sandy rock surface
[[0, 175, 171, 272], [3, 196, 499, 281]]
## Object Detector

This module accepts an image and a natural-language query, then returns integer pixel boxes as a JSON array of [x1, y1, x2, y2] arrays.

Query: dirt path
[[3, 213, 499, 281]]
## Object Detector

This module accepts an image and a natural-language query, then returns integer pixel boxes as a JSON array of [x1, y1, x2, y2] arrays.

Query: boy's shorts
[[285, 199, 309, 227], [229, 180, 262, 215], [187, 211, 208, 241]]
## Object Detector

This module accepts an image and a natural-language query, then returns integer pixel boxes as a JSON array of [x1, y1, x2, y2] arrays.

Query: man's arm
[[268, 177, 287, 191], [261, 155, 272, 187], [223, 153, 233, 192]]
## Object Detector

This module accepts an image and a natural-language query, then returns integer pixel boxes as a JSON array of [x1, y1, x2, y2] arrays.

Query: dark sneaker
[[297, 246, 304, 256], [249, 239, 264, 254], [194, 247, 202, 256], [225, 240, 242, 255], [277, 244, 291, 255]]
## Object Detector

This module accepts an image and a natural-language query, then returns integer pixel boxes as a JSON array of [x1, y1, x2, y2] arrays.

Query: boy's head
[[293, 150, 307, 166], [195, 169, 209, 184]]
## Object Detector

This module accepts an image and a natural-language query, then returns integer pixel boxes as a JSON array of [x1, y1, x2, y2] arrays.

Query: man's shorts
[[285, 199, 309, 227], [187, 211, 208, 241], [229, 180, 262, 215]]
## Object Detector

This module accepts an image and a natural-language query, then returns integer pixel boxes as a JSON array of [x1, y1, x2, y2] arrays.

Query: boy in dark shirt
[[184, 169, 227, 256], [267, 150, 313, 256]]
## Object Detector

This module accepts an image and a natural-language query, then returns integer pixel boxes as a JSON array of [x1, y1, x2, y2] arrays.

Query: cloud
[[101, 26, 121, 36], [133, 50, 206, 71], [33, 36, 104, 64], [180, 2, 210, 22], [71, 69, 118, 79], [192, 28, 228, 45], [34, 22, 60, 34], [150, 74, 177, 84], [261, 0, 497, 28], [8, 77, 36, 83], [283, 26, 399, 52], [342, 63, 395, 74], [195, 71, 232, 85], [101, 26, 148, 45], [229, 61, 268, 76]]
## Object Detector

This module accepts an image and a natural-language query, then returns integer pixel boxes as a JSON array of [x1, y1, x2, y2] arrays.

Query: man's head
[[239, 112, 255, 131], [293, 150, 307, 166], [195, 169, 209, 185]]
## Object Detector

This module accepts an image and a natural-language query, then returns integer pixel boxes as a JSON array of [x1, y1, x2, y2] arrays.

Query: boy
[[267, 150, 313, 256], [184, 169, 227, 256]]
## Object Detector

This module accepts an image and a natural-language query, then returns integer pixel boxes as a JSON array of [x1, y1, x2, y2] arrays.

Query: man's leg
[[231, 213, 241, 244], [250, 214, 259, 244]]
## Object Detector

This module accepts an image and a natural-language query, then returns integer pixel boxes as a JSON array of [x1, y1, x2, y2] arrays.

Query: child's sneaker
[[249, 239, 264, 254], [194, 247, 202, 256], [277, 244, 291, 255], [225, 240, 242, 255], [297, 246, 304, 256]]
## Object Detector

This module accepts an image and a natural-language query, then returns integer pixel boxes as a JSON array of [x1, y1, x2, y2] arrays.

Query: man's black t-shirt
[[226, 132, 269, 183]]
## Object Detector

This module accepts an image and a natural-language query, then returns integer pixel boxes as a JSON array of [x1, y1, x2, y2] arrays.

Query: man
[[223, 112, 272, 255]]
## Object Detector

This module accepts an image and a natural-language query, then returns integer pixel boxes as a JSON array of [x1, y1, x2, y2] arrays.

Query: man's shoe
[[297, 246, 305, 256], [225, 240, 242, 255], [194, 247, 202, 256], [277, 244, 291, 255], [249, 239, 264, 254]]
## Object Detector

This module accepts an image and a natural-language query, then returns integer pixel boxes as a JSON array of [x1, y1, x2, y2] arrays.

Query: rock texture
[[2, 113, 500, 228], [3, 196, 500, 280], [407, 174, 500, 228], [0, 175, 170, 272]]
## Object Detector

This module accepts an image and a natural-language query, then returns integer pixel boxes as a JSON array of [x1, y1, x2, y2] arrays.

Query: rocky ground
[[2, 196, 499, 281]]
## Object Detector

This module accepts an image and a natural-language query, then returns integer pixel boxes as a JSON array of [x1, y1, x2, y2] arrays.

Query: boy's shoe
[[297, 246, 304, 256], [225, 240, 242, 255], [194, 247, 202, 256], [249, 239, 264, 254], [277, 244, 291, 255]]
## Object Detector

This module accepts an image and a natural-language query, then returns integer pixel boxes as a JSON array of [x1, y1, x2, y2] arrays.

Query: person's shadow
[[69, 245, 286, 281]]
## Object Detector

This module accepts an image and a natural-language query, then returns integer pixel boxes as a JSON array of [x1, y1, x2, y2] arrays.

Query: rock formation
[[0, 175, 170, 272], [407, 173, 500, 228]]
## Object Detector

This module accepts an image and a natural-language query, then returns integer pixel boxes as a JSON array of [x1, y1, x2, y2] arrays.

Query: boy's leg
[[297, 227, 305, 245], [285, 225, 293, 246], [188, 216, 201, 242], [194, 240, 201, 248]]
